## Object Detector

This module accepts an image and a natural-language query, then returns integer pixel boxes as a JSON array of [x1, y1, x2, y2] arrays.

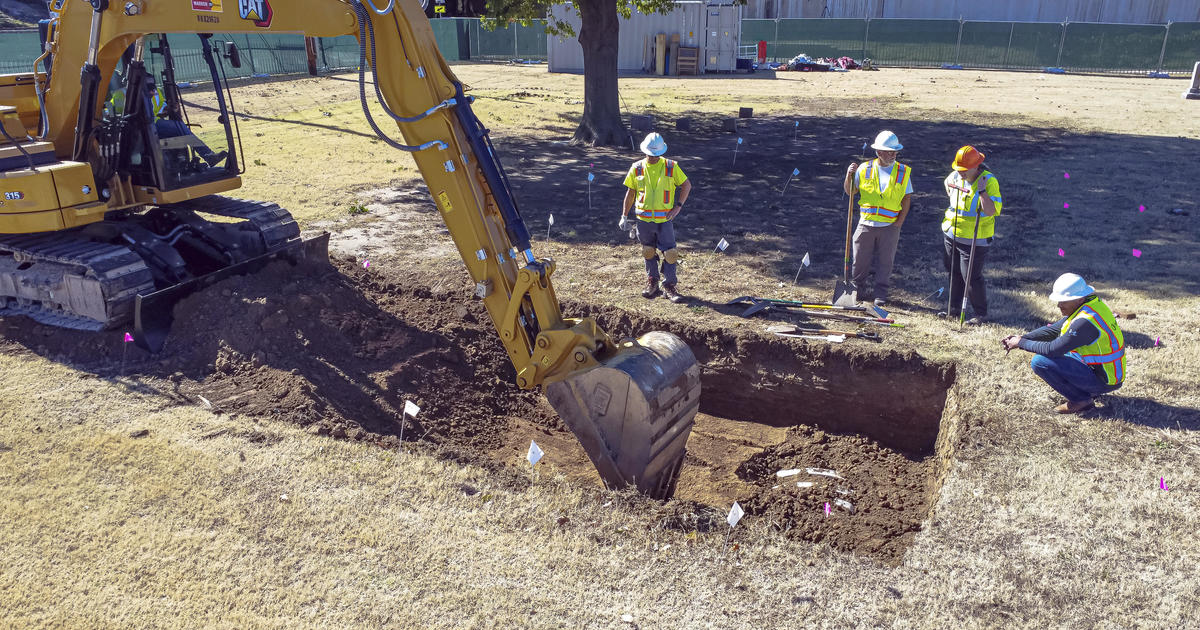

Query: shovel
[[768, 324, 881, 342], [832, 189, 857, 307]]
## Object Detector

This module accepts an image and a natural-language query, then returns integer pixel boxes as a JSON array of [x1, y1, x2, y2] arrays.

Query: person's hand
[[667, 204, 682, 221], [1001, 335, 1021, 351], [846, 162, 859, 177], [618, 215, 628, 231]]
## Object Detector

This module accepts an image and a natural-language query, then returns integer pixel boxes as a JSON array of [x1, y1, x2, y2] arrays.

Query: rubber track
[[0, 236, 154, 330], [0, 196, 301, 330]]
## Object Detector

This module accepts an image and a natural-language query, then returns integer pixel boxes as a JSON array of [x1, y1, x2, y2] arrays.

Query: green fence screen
[[745, 18, 1200, 73], [0, 18, 547, 78], [3, 18, 1196, 77]]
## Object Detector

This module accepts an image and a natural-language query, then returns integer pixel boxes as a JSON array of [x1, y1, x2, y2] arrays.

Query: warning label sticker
[[192, 0, 223, 11]]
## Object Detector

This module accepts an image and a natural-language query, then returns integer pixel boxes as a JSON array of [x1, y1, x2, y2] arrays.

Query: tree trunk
[[573, 0, 629, 147]]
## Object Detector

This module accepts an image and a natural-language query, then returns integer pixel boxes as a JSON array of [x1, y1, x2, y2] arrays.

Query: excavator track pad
[[546, 331, 701, 500]]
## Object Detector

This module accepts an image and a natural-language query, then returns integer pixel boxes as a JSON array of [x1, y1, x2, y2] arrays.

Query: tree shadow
[[487, 110, 1200, 308]]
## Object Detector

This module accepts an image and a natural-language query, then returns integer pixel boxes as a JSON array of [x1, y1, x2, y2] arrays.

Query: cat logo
[[238, 0, 273, 27]]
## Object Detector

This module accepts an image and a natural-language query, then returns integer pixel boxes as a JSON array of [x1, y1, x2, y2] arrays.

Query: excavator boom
[[0, 0, 701, 498]]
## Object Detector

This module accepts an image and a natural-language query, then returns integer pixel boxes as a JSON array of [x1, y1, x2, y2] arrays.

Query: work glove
[[618, 216, 628, 231]]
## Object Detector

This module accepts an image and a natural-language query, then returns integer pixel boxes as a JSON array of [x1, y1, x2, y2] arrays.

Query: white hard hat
[[870, 130, 903, 151], [1049, 273, 1095, 302], [640, 132, 667, 157]]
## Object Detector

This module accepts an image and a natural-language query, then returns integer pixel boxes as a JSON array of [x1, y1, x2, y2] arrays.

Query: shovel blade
[[832, 280, 857, 308]]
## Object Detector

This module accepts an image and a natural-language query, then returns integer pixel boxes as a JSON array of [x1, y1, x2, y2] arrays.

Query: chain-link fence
[[744, 18, 1200, 74], [0, 18, 548, 78]]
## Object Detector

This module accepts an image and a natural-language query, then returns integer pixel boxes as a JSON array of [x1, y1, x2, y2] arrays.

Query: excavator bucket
[[545, 331, 701, 500], [133, 232, 331, 353]]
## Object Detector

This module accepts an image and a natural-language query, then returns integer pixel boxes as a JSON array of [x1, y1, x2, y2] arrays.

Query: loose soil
[[0, 254, 954, 564]]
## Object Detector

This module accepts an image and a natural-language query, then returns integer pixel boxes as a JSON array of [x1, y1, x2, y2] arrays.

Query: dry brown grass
[[2, 64, 1199, 628]]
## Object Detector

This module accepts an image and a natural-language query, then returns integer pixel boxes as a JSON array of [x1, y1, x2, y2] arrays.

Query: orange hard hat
[[952, 145, 985, 171]]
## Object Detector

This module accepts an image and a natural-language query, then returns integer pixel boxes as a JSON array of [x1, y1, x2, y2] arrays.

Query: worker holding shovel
[[939, 146, 1001, 325], [841, 130, 913, 307]]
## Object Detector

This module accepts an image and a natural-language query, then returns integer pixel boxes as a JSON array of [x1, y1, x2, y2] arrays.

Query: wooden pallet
[[677, 46, 699, 75]]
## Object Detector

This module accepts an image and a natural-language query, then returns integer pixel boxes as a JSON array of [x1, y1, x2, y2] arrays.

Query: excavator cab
[[98, 34, 236, 194]]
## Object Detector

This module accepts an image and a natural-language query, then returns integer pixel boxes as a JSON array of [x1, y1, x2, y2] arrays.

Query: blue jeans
[[635, 220, 677, 284], [1030, 354, 1121, 404]]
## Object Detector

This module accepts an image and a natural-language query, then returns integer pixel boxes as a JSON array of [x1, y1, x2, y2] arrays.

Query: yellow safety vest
[[106, 87, 166, 118], [1062, 296, 1125, 386], [856, 159, 910, 224], [942, 170, 1002, 240], [628, 158, 682, 223]]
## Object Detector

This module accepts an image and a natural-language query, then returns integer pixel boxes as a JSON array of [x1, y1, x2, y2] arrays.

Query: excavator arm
[[20, 0, 701, 498]]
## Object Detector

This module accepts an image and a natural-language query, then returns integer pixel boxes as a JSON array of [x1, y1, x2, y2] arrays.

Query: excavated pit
[[0, 260, 961, 564]]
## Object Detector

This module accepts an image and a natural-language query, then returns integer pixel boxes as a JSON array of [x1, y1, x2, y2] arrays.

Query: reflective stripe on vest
[[1061, 297, 1125, 386], [942, 171, 999, 239], [857, 160, 908, 224], [634, 159, 677, 223]]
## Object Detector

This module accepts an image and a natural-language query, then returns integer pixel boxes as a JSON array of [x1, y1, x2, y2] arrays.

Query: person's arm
[[843, 163, 860, 196], [1017, 318, 1099, 357], [978, 175, 1001, 217], [666, 179, 692, 221], [895, 194, 912, 228], [622, 188, 636, 216]]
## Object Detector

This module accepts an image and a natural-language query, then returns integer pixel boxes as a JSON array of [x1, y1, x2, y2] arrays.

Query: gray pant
[[851, 222, 902, 300], [636, 220, 678, 284]]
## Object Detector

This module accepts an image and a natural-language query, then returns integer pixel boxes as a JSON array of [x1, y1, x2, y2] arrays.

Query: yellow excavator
[[0, 0, 700, 498]]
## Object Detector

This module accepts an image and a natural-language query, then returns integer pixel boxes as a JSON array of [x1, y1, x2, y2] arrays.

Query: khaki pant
[[851, 222, 902, 301]]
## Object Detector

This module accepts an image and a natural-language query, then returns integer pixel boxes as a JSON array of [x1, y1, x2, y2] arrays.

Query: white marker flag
[[802, 252, 811, 267], [716, 237, 730, 252], [548, 213, 555, 226], [403, 400, 420, 417], [727, 501, 744, 528], [527, 440, 544, 466]]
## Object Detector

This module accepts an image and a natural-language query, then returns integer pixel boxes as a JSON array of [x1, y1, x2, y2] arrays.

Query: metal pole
[[863, 18, 870, 61], [1157, 22, 1171, 72], [513, 22, 518, 59], [955, 17, 964, 65], [773, 17, 780, 63], [1055, 20, 1067, 68], [1002, 22, 1014, 68]]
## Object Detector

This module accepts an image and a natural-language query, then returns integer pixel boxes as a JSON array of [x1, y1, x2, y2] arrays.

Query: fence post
[[513, 22, 518, 59], [954, 17, 964, 64], [1156, 22, 1171, 72], [773, 17, 779, 63], [1002, 22, 1014, 68], [863, 18, 870, 61], [1055, 20, 1067, 68]]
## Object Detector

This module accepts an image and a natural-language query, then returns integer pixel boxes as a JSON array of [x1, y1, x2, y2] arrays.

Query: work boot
[[1055, 399, 1096, 414], [204, 150, 228, 167], [642, 276, 661, 299], [661, 282, 684, 303]]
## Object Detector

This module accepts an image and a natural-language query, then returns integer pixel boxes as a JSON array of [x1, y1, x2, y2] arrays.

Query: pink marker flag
[[824, 502, 831, 517], [1154, 336, 1160, 347], [1058, 248, 1065, 257], [1132, 248, 1142, 258], [1064, 172, 1070, 179], [1063, 202, 1070, 209], [1138, 205, 1146, 212], [124, 332, 134, 343], [363, 260, 370, 269]]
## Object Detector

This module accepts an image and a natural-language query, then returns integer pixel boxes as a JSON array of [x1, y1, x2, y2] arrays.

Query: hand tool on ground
[[959, 197, 984, 330], [773, 332, 847, 343], [767, 324, 881, 341], [794, 309, 904, 327], [727, 296, 871, 312], [832, 184, 858, 307]]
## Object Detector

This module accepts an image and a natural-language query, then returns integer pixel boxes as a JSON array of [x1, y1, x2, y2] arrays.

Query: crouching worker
[[619, 133, 692, 303], [1001, 273, 1125, 414]]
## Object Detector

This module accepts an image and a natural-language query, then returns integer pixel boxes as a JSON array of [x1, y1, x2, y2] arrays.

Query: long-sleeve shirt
[[1017, 316, 1100, 357]]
